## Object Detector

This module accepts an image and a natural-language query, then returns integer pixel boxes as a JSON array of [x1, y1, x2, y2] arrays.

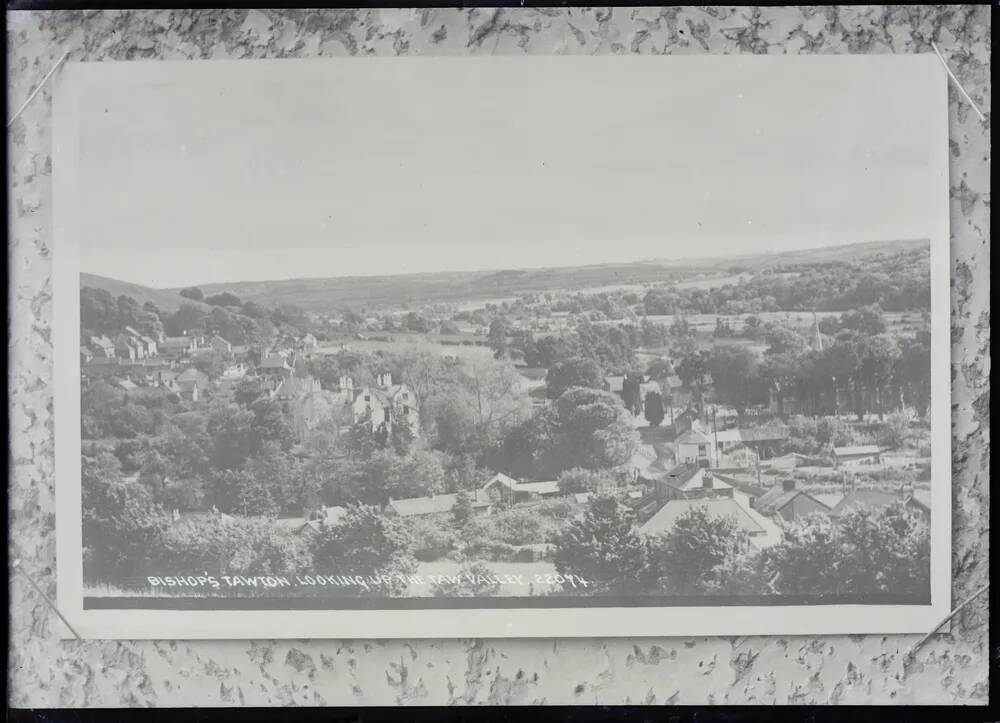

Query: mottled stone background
[[7, 6, 990, 706]]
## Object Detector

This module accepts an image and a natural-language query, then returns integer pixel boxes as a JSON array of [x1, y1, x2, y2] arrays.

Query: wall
[[7, 6, 990, 706]]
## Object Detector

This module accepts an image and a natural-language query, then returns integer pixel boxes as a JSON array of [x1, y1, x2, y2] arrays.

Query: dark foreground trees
[[551, 494, 931, 599]]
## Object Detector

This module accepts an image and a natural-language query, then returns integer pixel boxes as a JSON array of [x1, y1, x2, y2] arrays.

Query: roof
[[640, 498, 765, 536], [711, 472, 767, 497], [177, 367, 208, 382], [274, 376, 317, 398], [483, 473, 520, 490], [160, 337, 193, 347], [482, 474, 559, 496], [177, 379, 203, 392], [675, 429, 712, 445], [833, 445, 881, 457], [753, 486, 830, 515], [829, 489, 899, 517], [387, 493, 490, 517], [738, 426, 791, 443], [659, 463, 702, 489], [514, 480, 560, 495], [678, 472, 733, 493], [604, 376, 625, 393], [260, 355, 292, 369]]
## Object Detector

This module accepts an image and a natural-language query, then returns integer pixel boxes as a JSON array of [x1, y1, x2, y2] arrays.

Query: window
[[698, 444, 707, 457], [383, 408, 391, 423], [364, 394, 370, 402], [402, 404, 409, 415]]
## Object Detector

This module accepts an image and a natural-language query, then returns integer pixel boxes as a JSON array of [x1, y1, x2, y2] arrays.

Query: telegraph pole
[[712, 406, 720, 468]]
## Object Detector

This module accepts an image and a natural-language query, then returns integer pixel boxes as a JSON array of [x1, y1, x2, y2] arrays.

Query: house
[[300, 333, 318, 349], [177, 367, 210, 387], [177, 378, 203, 402], [281, 505, 350, 537], [114, 334, 141, 361], [207, 335, 233, 356], [672, 405, 700, 434], [480, 473, 561, 505], [351, 374, 419, 433], [752, 479, 830, 523], [272, 375, 323, 402], [159, 336, 197, 359], [88, 335, 116, 358], [639, 497, 766, 538], [137, 335, 159, 357], [711, 471, 767, 507], [674, 424, 715, 467], [259, 354, 294, 378], [604, 376, 625, 395], [767, 452, 812, 470], [832, 445, 882, 468], [384, 491, 492, 518], [828, 488, 900, 518], [115, 378, 139, 392], [653, 464, 734, 502]]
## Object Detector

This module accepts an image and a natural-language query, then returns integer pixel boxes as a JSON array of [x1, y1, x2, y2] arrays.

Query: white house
[[352, 374, 419, 433]]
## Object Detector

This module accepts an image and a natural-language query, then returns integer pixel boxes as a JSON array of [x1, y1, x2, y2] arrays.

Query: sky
[[76, 55, 945, 289]]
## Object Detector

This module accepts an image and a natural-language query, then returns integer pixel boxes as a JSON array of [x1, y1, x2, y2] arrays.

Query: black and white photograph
[[52, 54, 951, 639]]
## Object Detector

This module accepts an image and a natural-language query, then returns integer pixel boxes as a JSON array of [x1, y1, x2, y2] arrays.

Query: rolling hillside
[[80, 273, 209, 313], [82, 239, 928, 313]]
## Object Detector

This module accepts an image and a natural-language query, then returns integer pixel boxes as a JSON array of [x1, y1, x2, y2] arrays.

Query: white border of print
[[54, 56, 951, 639]]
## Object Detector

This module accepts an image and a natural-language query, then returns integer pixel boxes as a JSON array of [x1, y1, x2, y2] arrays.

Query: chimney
[[782, 478, 796, 492], [702, 470, 713, 488]]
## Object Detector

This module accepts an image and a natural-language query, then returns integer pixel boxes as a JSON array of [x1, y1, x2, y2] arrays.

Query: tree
[[310, 505, 418, 596], [82, 452, 169, 581], [249, 397, 295, 453], [646, 505, 752, 594], [552, 493, 647, 594], [674, 349, 710, 412], [545, 356, 605, 399], [621, 373, 642, 415], [190, 350, 225, 380], [894, 332, 931, 418], [210, 468, 279, 517], [205, 292, 242, 307], [707, 345, 762, 419], [543, 387, 638, 475], [158, 515, 312, 580], [643, 391, 665, 427], [403, 311, 430, 333], [839, 304, 887, 336], [180, 286, 204, 301], [761, 504, 930, 597], [556, 467, 607, 495], [206, 402, 256, 470], [452, 489, 474, 527], [487, 318, 509, 359]]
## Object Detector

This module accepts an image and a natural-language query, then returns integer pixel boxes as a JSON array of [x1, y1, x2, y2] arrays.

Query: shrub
[[408, 517, 457, 562]]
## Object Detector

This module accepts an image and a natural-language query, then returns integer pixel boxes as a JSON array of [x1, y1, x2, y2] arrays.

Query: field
[[315, 333, 494, 360]]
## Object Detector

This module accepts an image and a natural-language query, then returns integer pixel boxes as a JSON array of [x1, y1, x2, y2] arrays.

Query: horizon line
[[80, 237, 930, 292]]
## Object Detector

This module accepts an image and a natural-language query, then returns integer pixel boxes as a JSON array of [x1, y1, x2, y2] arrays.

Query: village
[[79, 241, 933, 599]]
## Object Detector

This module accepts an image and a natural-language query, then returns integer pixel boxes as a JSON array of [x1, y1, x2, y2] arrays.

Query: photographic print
[[53, 55, 951, 638]]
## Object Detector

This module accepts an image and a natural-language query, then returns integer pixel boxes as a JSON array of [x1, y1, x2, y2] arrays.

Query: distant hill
[[691, 239, 929, 272], [84, 239, 927, 314], [80, 273, 209, 313], [177, 239, 927, 311]]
